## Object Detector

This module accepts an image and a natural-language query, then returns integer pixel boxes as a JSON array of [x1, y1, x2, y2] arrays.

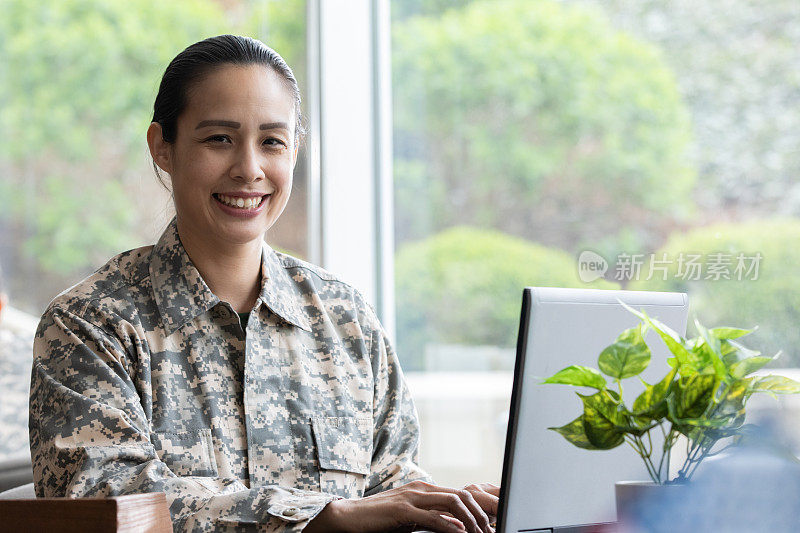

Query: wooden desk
[[0, 492, 172, 533]]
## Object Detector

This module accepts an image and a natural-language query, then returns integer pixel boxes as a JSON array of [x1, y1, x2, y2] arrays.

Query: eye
[[204, 134, 232, 144], [263, 137, 287, 148]]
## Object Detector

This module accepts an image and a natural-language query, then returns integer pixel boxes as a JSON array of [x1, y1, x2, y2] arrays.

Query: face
[[149, 64, 297, 248]]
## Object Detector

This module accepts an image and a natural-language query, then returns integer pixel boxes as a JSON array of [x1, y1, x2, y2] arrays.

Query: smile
[[213, 193, 268, 210]]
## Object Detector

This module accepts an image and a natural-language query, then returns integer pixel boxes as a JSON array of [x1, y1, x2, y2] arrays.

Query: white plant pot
[[615, 480, 682, 521]]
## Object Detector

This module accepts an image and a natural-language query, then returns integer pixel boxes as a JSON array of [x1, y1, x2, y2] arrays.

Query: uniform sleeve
[[364, 321, 434, 496], [29, 306, 337, 532]]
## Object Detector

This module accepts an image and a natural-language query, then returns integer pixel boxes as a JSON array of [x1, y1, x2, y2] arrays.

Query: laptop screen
[[497, 287, 689, 532]]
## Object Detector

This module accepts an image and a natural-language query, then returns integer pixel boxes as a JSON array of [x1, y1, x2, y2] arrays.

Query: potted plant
[[542, 303, 800, 516]]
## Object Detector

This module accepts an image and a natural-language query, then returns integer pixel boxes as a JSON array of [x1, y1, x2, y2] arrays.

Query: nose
[[230, 144, 265, 182]]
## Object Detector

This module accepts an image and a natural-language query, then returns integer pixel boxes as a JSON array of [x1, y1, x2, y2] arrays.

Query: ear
[[147, 122, 173, 175], [292, 141, 300, 170], [0, 293, 6, 321]]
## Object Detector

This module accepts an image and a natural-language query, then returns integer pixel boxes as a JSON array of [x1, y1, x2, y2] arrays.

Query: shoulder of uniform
[[274, 251, 340, 282], [274, 251, 376, 316], [45, 245, 153, 316]]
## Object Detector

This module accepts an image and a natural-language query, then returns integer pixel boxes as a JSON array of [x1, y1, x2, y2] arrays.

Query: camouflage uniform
[[0, 322, 34, 459], [30, 219, 430, 531]]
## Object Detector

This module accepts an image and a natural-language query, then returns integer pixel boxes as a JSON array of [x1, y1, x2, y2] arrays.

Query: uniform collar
[[150, 219, 312, 335], [150, 219, 220, 335], [258, 244, 313, 333]]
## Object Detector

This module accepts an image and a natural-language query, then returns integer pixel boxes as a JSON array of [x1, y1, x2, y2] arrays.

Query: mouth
[[212, 193, 270, 210]]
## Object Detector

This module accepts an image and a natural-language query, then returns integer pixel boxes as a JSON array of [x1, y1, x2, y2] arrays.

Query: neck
[[176, 220, 263, 313]]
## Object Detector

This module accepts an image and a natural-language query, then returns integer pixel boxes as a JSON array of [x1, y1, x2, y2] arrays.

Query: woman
[[30, 35, 498, 532]]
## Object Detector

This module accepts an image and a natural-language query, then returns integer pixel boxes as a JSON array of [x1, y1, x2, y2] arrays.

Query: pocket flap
[[311, 416, 371, 475]]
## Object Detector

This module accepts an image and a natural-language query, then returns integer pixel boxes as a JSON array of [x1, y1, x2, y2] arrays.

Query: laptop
[[495, 287, 689, 533]]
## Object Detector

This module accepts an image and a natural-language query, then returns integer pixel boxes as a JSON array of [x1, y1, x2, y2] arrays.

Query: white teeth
[[216, 194, 264, 210]]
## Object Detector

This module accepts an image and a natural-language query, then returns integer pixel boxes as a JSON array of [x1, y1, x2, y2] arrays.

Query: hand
[[462, 482, 500, 526], [305, 479, 500, 533]]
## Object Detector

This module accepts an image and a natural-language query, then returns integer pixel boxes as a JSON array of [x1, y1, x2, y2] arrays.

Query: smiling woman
[[28, 35, 498, 533], [147, 63, 298, 313]]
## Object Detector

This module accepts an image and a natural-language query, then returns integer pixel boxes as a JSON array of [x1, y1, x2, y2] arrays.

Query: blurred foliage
[[0, 0, 226, 279], [242, 0, 307, 91], [0, 0, 305, 311], [392, 0, 695, 253], [394, 227, 618, 370], [568, 0, 800, 220], [391, 0, 471, 21], [629, 219, 800, 367]]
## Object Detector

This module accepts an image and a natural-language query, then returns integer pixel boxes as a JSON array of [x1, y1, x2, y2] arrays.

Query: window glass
[[0, 0, 308, 462], [392, 0, 800, 487], [0, 0, 309, 316]]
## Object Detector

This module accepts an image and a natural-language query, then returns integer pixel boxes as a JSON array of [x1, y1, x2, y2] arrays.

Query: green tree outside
[[629, 219, 800, 367], [392, 0, 695, 255], [0, 0, 226, 289], [0, 0, 305, 312], [395, 226, 617, 370]]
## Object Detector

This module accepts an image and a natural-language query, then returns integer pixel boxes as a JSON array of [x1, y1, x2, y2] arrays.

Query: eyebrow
[[195, 120, 240, 129], [194, 120, 289, 131], [260, 122, 289, 131]]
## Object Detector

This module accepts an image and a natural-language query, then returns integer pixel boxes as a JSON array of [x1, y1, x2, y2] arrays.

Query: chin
[[226, 226, 268, 245]]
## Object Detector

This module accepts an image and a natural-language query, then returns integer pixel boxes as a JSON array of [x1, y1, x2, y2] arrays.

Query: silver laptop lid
[[497, 287, 689, 532]]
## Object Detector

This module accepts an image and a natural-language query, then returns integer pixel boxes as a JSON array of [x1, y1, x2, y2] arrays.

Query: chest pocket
[[311, 416, 372, 498], [152, 428, 218, 477]]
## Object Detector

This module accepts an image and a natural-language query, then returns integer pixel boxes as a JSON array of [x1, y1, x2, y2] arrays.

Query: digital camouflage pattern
[[30, 219, 430, 531], [0, 321, 34, 459]]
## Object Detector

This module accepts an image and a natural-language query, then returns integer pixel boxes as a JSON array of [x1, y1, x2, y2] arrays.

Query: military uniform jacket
[[30, 220, 430, 531]]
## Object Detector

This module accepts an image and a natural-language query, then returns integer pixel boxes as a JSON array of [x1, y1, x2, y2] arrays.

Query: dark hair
[[151, 35, 304, 186]]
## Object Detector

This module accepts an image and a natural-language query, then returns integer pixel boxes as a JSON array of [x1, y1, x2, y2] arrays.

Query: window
[[0, 0, 310, 318], [391, 0, 800, 487]]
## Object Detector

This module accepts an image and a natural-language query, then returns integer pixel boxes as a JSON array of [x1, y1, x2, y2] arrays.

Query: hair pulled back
[[151, 35, 303, 184]]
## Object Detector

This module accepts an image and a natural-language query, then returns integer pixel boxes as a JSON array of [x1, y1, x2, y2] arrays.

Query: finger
[[465, 483, 500, 498], [453, 489, 492, 533], [464, 485, 499, 517], [437, 487, 492, 533], [440, 513, 468, 531], [418, 491, 486, 533], [404, 506, 466, 533], [409, 491, 480, 533], [483, 484, 500, 497]]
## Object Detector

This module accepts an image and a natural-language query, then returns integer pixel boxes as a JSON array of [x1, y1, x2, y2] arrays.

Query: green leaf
[[580, 391, 626, 425], [581, 396, 626, 450], [750, 375, 800, 394], [542, 365, 607, 390], [721, 340, 761, 367], [597, 325, 651, 379], [722, 379, 750, 406], [694, 341, 729, 381], [719, 340, 739, 358], [620, 301, 694, 369], [548, 416, 601, 450], [710, 327, 754, 340], [714, 380, 748, 425], [693, 319, 728, 380], [676, 416, 731, 428], [694, 319, 721, 356], [633, 367, 677, 417], [670, 374, 717, 420], [729, 356, 773, 379]]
